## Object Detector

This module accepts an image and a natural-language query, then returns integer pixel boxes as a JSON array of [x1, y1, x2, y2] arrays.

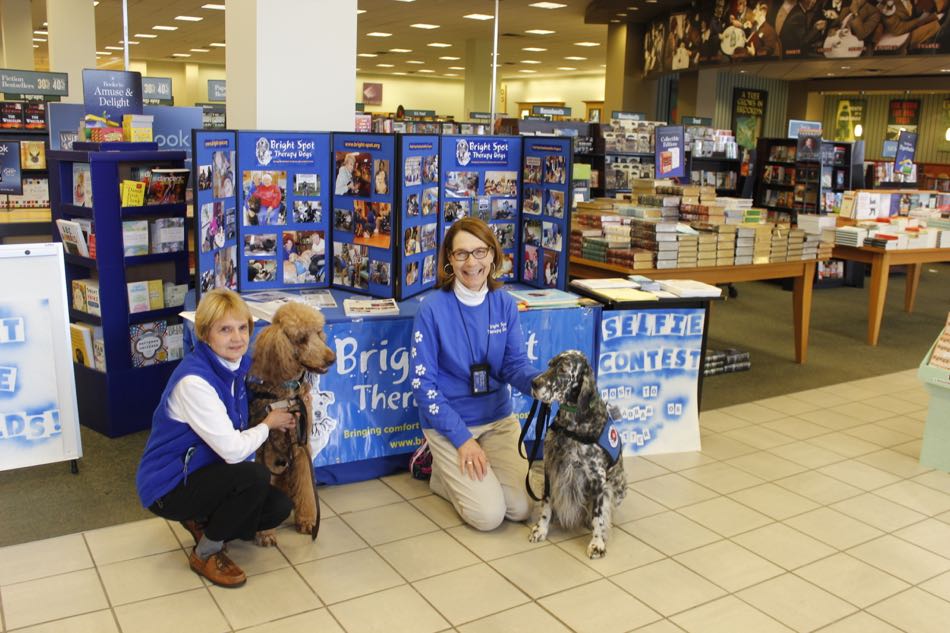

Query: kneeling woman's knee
[[462, 499, 506, 532]]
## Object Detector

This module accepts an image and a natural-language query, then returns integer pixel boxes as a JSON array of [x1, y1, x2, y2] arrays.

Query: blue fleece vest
[[135, 342, 251, 508]]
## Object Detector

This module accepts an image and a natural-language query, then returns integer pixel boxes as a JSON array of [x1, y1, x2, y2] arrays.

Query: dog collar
[[558, 403, 577, 413]]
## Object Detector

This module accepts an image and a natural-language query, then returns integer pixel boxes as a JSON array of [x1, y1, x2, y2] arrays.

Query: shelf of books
[[582, 120, 660, 197], [0, 125, 52, 240], [49, 143, 190, 437]]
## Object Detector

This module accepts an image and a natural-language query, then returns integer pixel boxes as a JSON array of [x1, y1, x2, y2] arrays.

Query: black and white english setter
[[529, 350, 626, 558]]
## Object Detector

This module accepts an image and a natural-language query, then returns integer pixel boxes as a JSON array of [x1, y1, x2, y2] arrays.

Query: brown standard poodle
[[248, 302, 336, 545]]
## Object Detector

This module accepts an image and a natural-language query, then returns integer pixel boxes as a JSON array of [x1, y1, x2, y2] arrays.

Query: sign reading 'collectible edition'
[[655, 125, 685, 179]]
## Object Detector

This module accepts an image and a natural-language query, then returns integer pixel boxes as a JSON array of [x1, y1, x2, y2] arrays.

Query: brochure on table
[[440, 135, 522, 283], [237, 130, 331, 292], [331, 133, 397, 298], [520, 136, 572, 290], [193, 130, 239, 295], [398, 134, 441, 299]]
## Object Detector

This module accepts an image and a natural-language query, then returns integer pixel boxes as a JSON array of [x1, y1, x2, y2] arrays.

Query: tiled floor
[[2, 369, 949, 632]]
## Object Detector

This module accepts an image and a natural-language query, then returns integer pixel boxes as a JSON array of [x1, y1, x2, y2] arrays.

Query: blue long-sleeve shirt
[[411, 288, 539, 448]]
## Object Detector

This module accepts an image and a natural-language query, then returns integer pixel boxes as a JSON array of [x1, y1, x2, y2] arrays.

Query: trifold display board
[[520, 137, 572, 289], [396, 135, 441, 298], [440, 135, 523, 283], [193, 130, 239, 294]]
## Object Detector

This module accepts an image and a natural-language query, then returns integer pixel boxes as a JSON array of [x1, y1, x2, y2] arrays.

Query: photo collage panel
[[400, 136, 440, 296], [194, 131, 239, 295], [520, 139, 572, 289]]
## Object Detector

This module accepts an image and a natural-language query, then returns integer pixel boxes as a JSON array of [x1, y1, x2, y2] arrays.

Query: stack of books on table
[[122, 114, 154, 141], [570, 278, 658, 303], [770, 227, 789, 263], [864, 234, 899, 250], [507, 288, 585, 310], [657, 279, 722, 298], [735, 226, 756, 265], [835, 226, 869, 247], [697, 230, 717, 267], [676, 234, 699, 268], [751, 224, 773, 264], [704, 348, 751, 376], [716, 225, 737, 265], [797, 214, 837, 235]]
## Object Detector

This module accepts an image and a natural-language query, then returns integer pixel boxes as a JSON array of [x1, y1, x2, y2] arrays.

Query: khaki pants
[[423, 414, 531, 531]]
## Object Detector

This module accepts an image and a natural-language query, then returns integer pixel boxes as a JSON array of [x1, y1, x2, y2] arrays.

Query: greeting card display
[[193, 130, 239, 296], [440, 135, 523, 282], [331, 133, 396, 297], [520, 137, 572, 290], [398, 135, 440, 298], [238, 131, 331, 290]]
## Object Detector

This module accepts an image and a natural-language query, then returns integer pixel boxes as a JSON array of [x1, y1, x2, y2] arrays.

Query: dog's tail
[[311, 476, 321, 541]]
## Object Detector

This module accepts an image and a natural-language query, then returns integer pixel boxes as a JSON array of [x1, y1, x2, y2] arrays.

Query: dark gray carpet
[[0, 263, 946, 547]]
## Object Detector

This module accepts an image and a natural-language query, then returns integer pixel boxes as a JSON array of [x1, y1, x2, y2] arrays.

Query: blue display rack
[[49, 144, 189, 437], [520, 136, 573, 289]]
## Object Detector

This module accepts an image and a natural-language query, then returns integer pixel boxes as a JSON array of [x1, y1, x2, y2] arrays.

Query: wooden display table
[[569, 256, 817, 364], [831, 245, 950, 346]]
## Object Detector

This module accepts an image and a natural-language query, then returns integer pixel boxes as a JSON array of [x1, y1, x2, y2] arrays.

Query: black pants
[[149, 461, 292, 542]]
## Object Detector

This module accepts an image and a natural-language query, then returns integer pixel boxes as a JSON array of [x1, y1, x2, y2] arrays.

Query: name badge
[[470, 363, 490, 395]]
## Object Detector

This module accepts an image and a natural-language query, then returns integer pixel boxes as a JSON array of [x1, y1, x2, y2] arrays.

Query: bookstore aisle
[[1, 370, 949, 633]]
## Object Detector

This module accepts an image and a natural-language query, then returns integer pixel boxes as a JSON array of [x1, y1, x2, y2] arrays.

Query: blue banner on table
[[331, 133, 397, 297], [655, 125, 685, 179], [894, 130, 918, 177], [0, 141, 23, 194], [440, 135, 523, 283], [193, 130, 239, 296], [81, 69, 143, 123], [238, 131, 332, 291], [312, 302, 597, 467], [597, 308, 703, 455], [397, 135, 440, 299], [520, 137, 572, 290]]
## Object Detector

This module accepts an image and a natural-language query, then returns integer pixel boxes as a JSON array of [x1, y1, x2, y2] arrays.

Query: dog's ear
[[576, 362, 597, 413], [252, 324, 299, 382]]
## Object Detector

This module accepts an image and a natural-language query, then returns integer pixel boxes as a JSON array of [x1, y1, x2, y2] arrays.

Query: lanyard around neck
[[454, 294, 490, 366]]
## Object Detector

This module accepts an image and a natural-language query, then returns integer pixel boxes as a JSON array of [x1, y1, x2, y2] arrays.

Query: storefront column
[[1, 0, 35, 70], [463, 37, 497, 118], [226, 0, 356, 131], [604, 22, 656, 119], [46, 0, 96, 104]]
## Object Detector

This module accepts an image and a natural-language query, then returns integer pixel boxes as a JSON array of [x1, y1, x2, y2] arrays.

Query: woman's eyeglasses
[[450, 247, 492, 262]]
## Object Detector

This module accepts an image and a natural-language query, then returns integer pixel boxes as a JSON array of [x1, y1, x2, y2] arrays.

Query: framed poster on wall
[[731, 88, 768, 151], [886, 99, 920, 141], [834, 98, 866, 142]]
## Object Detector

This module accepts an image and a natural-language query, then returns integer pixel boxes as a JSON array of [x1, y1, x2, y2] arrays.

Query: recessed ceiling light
[[33, 30, 47, 35], [135, 33, 158, 38], [564, 56, 586, 60], [521, 60, 542, 64], [377, 63, 394, 67], [574, 42, 600, 47], [826, 72, 834, 76], [209, 42, 226, 47], [445, 73, 459, 77], [529, 2, 567, 8], [32, 44, 38, 48], [739, 69, 746, 73], [525, 29, 555, 35], [390, 48, 412, 53], [519, 69, 537, 73], [105, 45, 123, 50], [418, 69, 435, 73], [202, 3, 226, 9], [428, 42, 452, 47], [172, 53, 191, 57], [523, 47, 547, 52], [358, 53, 378, 57], [617, 13, 627, 17], [448, 66, 465, 70], [840, 65, 850, 69], [153, 25, 178, 31], [96, 51, 109, 55], [439, 56, 461, 60], [611, 19, 619, 23], [558, 67, 576, 70], [367, 32, 392, 37], [407, 60, 425, 64], [411, 23, 440, 29], [357, 9, 366, 14], [941, 68, 950, 72], [190, 48, 210, 53], [393, 72, 408, 76], [464, 13, 494, 20], [395, 0, 415, 2], [175, 15, 203, 21], [32, 37, 47, 42]]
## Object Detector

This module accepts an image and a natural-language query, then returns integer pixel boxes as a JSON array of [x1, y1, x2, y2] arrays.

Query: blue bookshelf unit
[[49, 143, 189, 437]]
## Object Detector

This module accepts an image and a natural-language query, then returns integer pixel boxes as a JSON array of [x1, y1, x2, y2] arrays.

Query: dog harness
[[553, 404, 623, 467]]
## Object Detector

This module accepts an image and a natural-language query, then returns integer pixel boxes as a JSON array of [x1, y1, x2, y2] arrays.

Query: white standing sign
[[0, 243, 82, 470]]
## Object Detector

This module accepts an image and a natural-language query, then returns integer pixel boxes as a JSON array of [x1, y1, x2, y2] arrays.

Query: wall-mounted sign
[[681, 116, 712, 126], [532, 105, 571, 117], [612, 111, 646, 121], [469, 111, 492, 121], [788, 119, 822, 139], [0, 69, 68, 97], [886, 99, 920, 141], [731, 88, 767, 150], [207, 79, 226, 102], [362, 82, 382, 106], [833, 98, 866, 142], [142, 77, 173, 105], [404, 109, 435, 117], [81, 68, 143, 123]]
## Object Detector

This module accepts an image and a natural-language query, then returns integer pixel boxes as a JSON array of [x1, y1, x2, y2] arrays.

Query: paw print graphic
[[415, 364, 426, 376], [427, 389, 438, 400], [411, 347, 417, 358], [411, 378, 421, 389], [414, 331, 423, 343], [428, 403, 440, 415]]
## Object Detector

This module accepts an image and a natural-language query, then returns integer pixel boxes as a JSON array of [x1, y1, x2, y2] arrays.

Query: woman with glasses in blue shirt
[[411, 217, 540, 530]]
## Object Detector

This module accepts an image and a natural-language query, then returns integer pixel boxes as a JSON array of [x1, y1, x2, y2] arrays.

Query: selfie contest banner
[[193, 130, 239, 297], [311, 304, 597, 467], [597, 308, 704, 456]]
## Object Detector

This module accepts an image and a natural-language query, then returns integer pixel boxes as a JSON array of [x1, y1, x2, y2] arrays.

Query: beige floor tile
[[755, 395, 823, 416], [699, 409, 753, 433], [696, 434, 758, 460], [641, 451, 717, 472], [818, 460, 902, 491], [558, 528, 665, 576], [634, 473, 719, 509], [775, 471, 863, 505], [675, 539, 783, 591], [114, 588, 229, 633], [867, 588, 950, 633], [83, 518, 180, 566], [625, 456, 671, 482], [823, 387, 886, 407], [631, 619, 687, 633], [342, 500, 439, 545], [611, 558, 726, 616], [0, 568, 108, 630], [456, 602, 573, 633], [895, 518, 950, 559], [376, 530, 480, 581], [98, 550, 202, 606], [223, 537, 293, 576], [718, 402, 788, 423], [727, 483, 819, 521], [891, 439, 922, 458], [0, 533, 92, 586], [857, 449, 932, 479], [724, 452, 806, 481], [859, 394, 926, 415], [277, 517, 367, 565], [874, 479, 950, 515], [614, 489, 669, 523], [679, 462, 765, 495], [210, 567, 321, 629], [795, 553, 910, 607], [677, 497, 772, 537], [318, 479, 402, 514], [722, 426, 795, 450], [737, 573, 856, 632], [671, 595, 794, 633], [296, 548, 403, 604], [878, 416, 926, 438], [380, 472, 433, 500], [732, 523, 836, 570], [826, 401, 899, 422], [912, 469, 950, 495], [413, 563, 529, 626], [843, 423, 915, 448], [329, 584, 449, 633], [446, 521, 540, 561], [7, 609, 119, 633], [760, 417, 830, 440], [920, 570, 950, 601], [538, 579, 660, 633], [814, 611, 903, 633], [807, 432, 881, 458], [235, 608, 344, 633], [796, 409, 866, 431], [766, 440, 844, 469], [785, 508, 884, 550], [904, 408, 928, 422], [410, 493, 465, 528], [620, 511, 720, 556], [831, 493, 927, 532], [848, 535, 950, 584], [490, 545, 601, 598]]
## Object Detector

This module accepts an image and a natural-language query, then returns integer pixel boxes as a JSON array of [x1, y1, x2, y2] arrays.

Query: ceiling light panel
[[202, 3, 226, 9], [427, 42, 451, 47], [529, 2, 567, 8], [175, 15, 203, 21], [525, 29, 555, 35], [464, 14, 493, 20], [411, 23, 440, 29], [367, 32, 392, 37], [152, 25, 178, 31]]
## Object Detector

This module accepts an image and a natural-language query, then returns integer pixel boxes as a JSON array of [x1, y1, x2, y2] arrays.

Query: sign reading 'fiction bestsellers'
[[0, 69, 68, 97], [82, 69, 143, 123]]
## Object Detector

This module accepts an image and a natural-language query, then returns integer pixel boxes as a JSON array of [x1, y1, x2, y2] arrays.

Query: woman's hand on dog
[[263, 410, 296, 433], [457, 438, 488, 481]]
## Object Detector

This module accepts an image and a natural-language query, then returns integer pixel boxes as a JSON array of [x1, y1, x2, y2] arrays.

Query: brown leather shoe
[[188, 548, 246, 588], [181, 520, 205, 544]]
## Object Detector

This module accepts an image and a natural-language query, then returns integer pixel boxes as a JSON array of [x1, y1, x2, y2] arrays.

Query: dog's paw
[[255, 530, 278, 547], [295, 520, 316, 536], [528, 524, 548, 543], [586, 539, 606, 559]]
